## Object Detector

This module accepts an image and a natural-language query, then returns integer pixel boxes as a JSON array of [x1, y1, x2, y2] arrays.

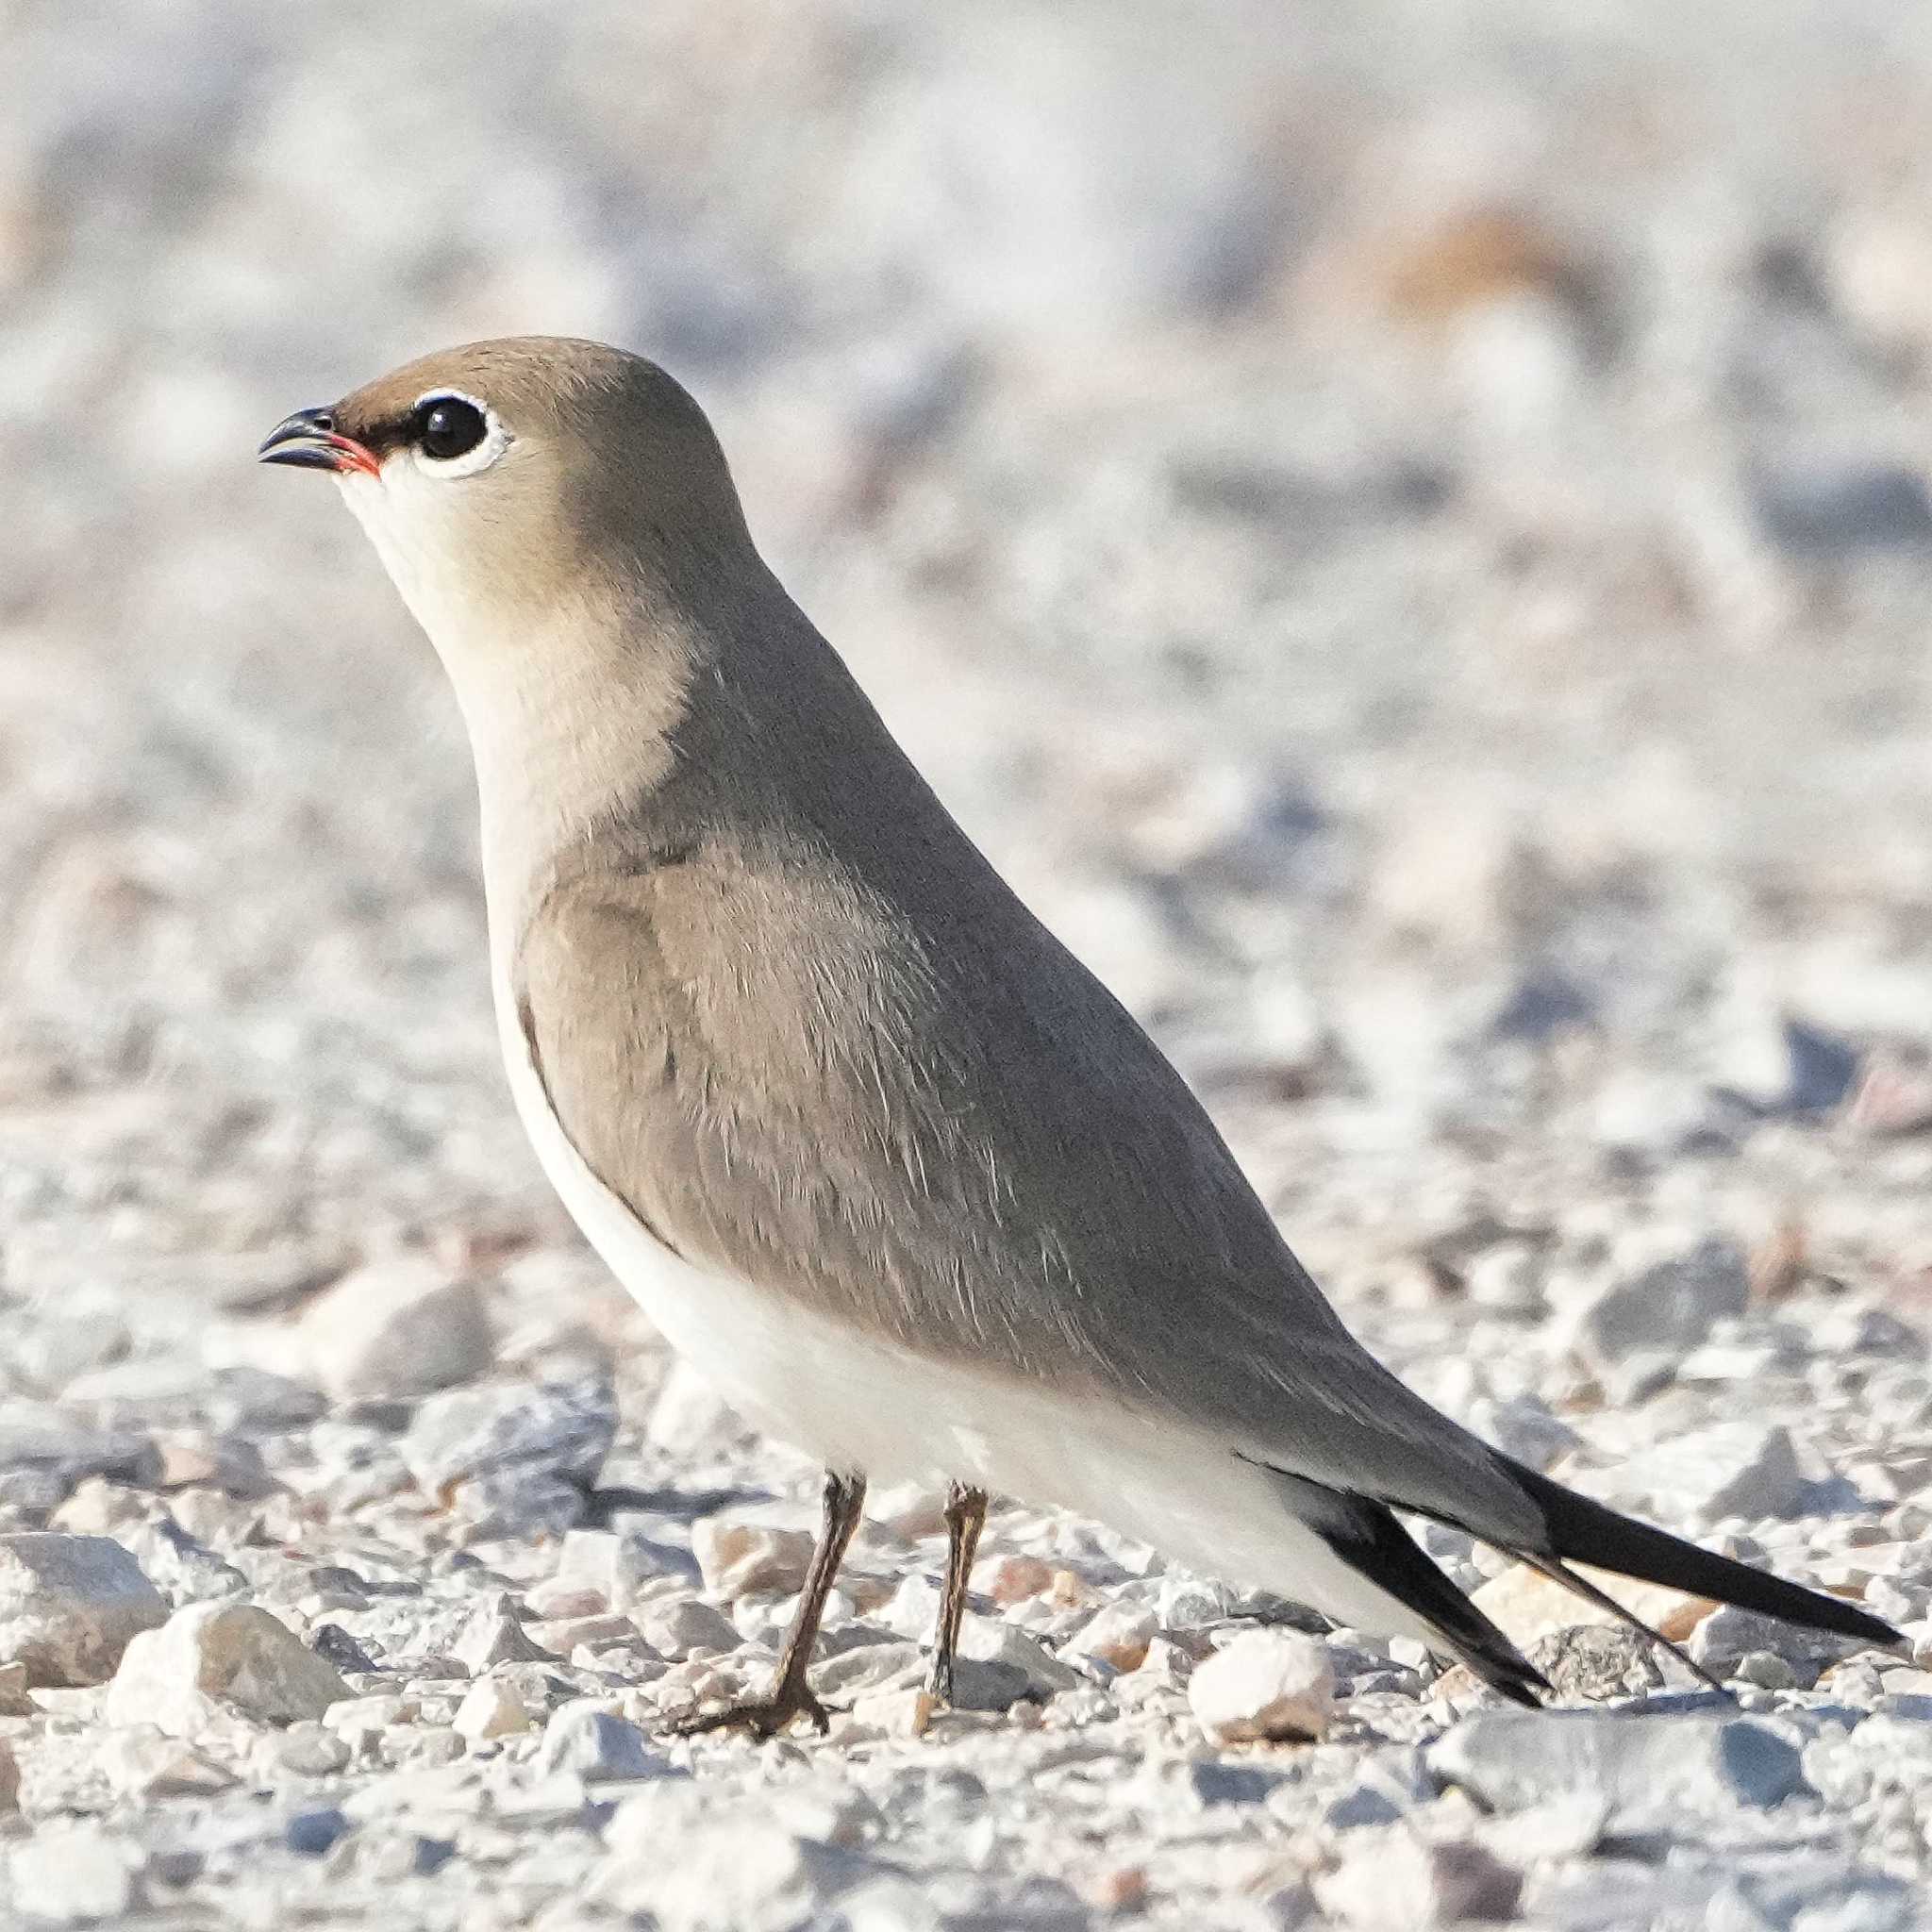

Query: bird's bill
[[257, 408, 379, 477]]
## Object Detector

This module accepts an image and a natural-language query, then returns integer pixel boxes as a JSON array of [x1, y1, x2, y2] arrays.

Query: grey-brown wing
[[516, 850, 1540, 1545]]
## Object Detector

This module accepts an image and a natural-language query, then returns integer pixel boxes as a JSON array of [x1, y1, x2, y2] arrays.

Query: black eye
[[416, 396, 487, 461]]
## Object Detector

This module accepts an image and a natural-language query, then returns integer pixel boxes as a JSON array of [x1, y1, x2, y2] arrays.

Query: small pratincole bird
[[261, 338, 1895, 1736]]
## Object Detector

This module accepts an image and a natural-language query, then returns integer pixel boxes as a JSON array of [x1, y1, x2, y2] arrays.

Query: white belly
[[495, 988, 1431, 1639]]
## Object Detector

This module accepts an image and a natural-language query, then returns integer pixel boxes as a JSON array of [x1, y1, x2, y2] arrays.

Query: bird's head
[[259, 336, 756, 662]]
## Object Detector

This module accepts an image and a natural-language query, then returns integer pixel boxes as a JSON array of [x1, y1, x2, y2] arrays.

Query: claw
[[669, 1681, 831, 1740]]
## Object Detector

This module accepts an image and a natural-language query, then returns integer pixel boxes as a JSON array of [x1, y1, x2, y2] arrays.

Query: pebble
[[104, 1602, 351, 1734], [99, 1724, 238, 1798], [983, 1555, 1056, 1606], [1689, 1603, 1861, 1681], [537, 1705, 674, 1782], [0, 1739, 16, 1812], [1571, 1237, 1750, 1399], [125, 1515, 250, 1605], [636, 1593, 742, 1659], [264, 1721, 353, 1776], [6, 1826, 139, 1925], [286, 1807, 354, 1857], [451, 1592, 556, 1672], [1314, 1831, 1521, 1929], [454, 1676, 533, 1741], [691, 1517, 817, 1599], [548, 1527, 658, 1609], [295, 1256, 495, 1402], [1429, 1708, 1805, 1825], [0, 1658, 32, 1714], [958, 1617, 1084, 1696], [1527, 1623, 1666, 1701], [402, 1371, 617, 1527], [1470, 1562, 1709, 1649], [0, 1532, 167, 1685], [1188, 1629, 1335, 1743], [1062, 1602, 1157, 1673], [1603, 1421, 1807, 1524], [595, 1816, 866, 1928]]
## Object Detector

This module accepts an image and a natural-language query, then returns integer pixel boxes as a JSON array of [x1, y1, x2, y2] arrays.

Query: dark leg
[[671, 1469, 866, 1739], [927, 1481, 989, 1703]]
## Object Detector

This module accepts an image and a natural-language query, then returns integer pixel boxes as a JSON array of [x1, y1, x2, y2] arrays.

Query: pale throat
[[336, 475, 690, 963]]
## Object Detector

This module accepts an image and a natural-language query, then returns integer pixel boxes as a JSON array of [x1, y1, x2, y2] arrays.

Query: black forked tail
[[1500, 1456, 1900, 1652]]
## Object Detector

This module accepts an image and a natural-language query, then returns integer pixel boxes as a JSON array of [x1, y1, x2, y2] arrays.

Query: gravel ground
[[4, 2, 1932, 1926]]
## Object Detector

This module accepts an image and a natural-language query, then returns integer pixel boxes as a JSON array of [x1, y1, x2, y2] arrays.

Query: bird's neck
[[438, 598, 700, 966]]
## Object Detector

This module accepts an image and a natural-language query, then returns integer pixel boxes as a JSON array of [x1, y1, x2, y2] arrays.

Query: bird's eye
[[416, 396, 488, 462]]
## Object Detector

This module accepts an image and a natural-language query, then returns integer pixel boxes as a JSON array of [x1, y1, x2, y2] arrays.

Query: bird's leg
[[927, 1481, 989, 1704], [671, 1469, 866, 1739]]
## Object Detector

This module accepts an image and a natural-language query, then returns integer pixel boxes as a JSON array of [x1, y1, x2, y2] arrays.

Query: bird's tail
[[1494, 1455, 1899, 1652]]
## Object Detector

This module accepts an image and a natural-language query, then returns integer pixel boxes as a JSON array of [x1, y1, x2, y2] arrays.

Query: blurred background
[[2, 0, 1929, 1392]]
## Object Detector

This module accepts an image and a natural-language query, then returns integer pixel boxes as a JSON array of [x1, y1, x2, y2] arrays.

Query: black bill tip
[[258, 408, 377, 475]]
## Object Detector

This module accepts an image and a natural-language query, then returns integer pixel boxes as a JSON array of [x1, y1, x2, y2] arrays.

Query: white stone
[[6, 1826, 139, 1924], [454, 1676, 533, 1741], [595, 1816, 861, 1928], [1603, 1422, 1807, 1524], [635, 1593, 741, 1659], [1465, 1391, 1579, 1472], [1063, 1602, 1157, 1673], [1314, 1830, 1520, 1929], [105, 1602, 350, 1735], [537, 1703, 673, 1782], [0, 1533, 167, 1686], [867, 1481, 949, 1539], [957, 1616, 1083, 1695], [295, 1256, 494, 1402], [550, 1528, 658, 1609], [691, 1517, 816, 1599], [1188, 1629, 1334, 1743]]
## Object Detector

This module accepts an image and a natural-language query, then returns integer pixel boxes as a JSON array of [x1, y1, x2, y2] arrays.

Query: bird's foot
[[669, 1678, 831, 1740]]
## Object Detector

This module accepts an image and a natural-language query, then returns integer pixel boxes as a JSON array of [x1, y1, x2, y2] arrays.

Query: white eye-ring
[[407, 389, 510, 477]]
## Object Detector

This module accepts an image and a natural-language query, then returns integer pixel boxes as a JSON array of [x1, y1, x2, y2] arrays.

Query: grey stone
[[125, 1515, 249, 1605], [635, 1592, 742, 1660], [451, 1592, 555, 1672], [402, 1370, 616, 1494], [286, 1807, 352, 1857], [0, 1403, 151, 1484], [1429, 1709, 1806, 1825], [1573, 1238, 1750, 1398], [1466, 1391, 1580, 1472], [1690, 1604, 1861, 1682], [296, 1256, 495, 1402], [1526, 1623, 1666, 1701], [0, 1532, 167, 1685]]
